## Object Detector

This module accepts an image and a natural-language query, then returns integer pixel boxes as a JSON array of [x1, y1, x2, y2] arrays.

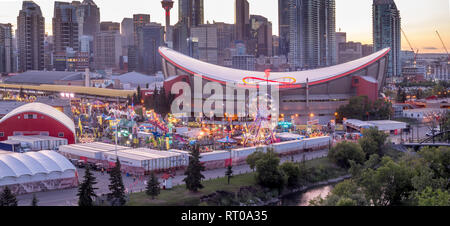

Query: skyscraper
[[235, 0, 250, 42], [173, 20, 190, 55], [278, 0, 291, 57], [121, 18, 134, 47], [174, 0, 204, 54], [53, 1, 79, 53], [283, 0, 336, 69], [133, 14, 151, 48], [303, 0, 336, 68], [179, 0, 204, 27], [100, 22, 120, 32], [17, 1, 45, 72], [191, 24, 219, 65], [76, 0, 100, 38], [0, 23, 14, 73], [248, 15, 273, 57], [136, 23, 164, 75], [94, 30, 122, 70], [373, 0, 401, 77]]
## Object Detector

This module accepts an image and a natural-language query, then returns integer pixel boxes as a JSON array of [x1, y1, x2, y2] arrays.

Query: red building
[[0, 103, 76, 144], [352, 76, 379, 102]]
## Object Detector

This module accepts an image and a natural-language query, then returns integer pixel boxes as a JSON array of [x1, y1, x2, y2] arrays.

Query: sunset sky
[[0, 0, 449, 53]]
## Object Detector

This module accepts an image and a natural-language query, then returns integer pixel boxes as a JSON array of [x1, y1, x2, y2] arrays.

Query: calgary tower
[[161, 0, 174, 42]]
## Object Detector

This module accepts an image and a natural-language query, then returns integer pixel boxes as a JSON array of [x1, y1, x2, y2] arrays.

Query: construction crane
[[401, 28, 419, 67], [436, 30, 450, 64]]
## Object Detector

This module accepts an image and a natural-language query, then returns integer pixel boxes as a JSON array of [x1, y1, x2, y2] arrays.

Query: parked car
[[76, 160, 86, 168]]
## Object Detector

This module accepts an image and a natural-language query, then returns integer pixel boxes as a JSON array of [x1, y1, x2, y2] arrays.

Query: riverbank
[[127, 156, 348, 206], [271, 174, 352, 206]]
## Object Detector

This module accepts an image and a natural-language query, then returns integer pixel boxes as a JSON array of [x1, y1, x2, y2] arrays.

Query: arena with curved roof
[[159, 47, 390, 124], [0, 150, 78, 195], [0, 102, 76, 144]]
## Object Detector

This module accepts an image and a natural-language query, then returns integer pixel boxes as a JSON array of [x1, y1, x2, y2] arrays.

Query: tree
[[225, 165, 233, 185], [336, 197, 357, 206], [328, 141, 365, 169], [146, 173, 161, 199], [418, 146, 450, 179], [246, 151, 265, 171], [0, 187, 18, 206], [370, 99, 393, 120], [255, 150, 285, 189], [336, 96, 370, 121], [396, 87, 407, 103], [183, 144, 205, 192], [77, 166, 98, 206], [19, 87, 25, 98], [107, 158, 127, 206], [309, 179, 368, 206], [358, 128, 388, 158], [359, 157, 415, 206], [137, 85, 142, 104], [31, 194, 38, 206], [416, 187, 450, 206], [280, 161, 301, 188]]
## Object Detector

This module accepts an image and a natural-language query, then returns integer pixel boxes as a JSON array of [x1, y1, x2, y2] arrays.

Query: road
[[16, 149, 328, 206]]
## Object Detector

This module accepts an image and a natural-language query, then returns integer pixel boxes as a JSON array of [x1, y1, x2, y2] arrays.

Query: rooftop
[[159, 46, 390, 86], [4, 71, 84, 85], [0, 83, 135, 98]]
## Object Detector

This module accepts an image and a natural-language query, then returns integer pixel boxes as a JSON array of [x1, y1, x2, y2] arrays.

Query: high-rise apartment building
[[43, 34, 54, 71], [0, 24, 14, 73], [338, 41, 362, 64], [235, 0, 250, 42], [282, 0, 336, 69], [94, 30, 122, 70], [373, 0, 401, 77], [362, 44, 374, 57], [17, 1, 45, 72], [335, 31, 346, 63], [53, 1, 79, 53]]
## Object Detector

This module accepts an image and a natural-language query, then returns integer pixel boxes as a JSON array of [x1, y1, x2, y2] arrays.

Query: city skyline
[[0, 0, 448, 54]]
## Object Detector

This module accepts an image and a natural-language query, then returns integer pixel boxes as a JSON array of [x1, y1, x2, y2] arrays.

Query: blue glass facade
[[137, 24, 164, 75], [373, 0, 401, 77]]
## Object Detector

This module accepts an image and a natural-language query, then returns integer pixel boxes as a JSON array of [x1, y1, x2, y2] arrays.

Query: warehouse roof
[[0, 151, 76, 180], [4, 71, 84, 85], [0, 83, 135, 98], [112, 72, 164, 85], [0, 102, 75, 134]]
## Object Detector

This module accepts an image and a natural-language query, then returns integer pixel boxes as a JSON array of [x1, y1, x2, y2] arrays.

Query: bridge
[[403, 130, 450, 150]]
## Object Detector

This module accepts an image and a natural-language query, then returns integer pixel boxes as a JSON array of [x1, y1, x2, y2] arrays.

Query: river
[[279, 185, 334, 206]]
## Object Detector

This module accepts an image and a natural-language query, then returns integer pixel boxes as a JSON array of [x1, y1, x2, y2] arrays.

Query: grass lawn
[[127, 172, 257, 206], [127, 157, 347, 206]]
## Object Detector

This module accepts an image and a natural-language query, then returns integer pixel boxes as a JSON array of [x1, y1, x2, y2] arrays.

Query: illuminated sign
[[242, 69, 301, 88], [278, 121, 293, 128]]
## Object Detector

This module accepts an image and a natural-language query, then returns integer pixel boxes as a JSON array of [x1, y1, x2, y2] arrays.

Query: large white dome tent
[[0, 151, 78, 195]]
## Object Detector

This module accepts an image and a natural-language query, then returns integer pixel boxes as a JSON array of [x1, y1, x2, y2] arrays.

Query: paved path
[[16, 149, 328, 206]]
